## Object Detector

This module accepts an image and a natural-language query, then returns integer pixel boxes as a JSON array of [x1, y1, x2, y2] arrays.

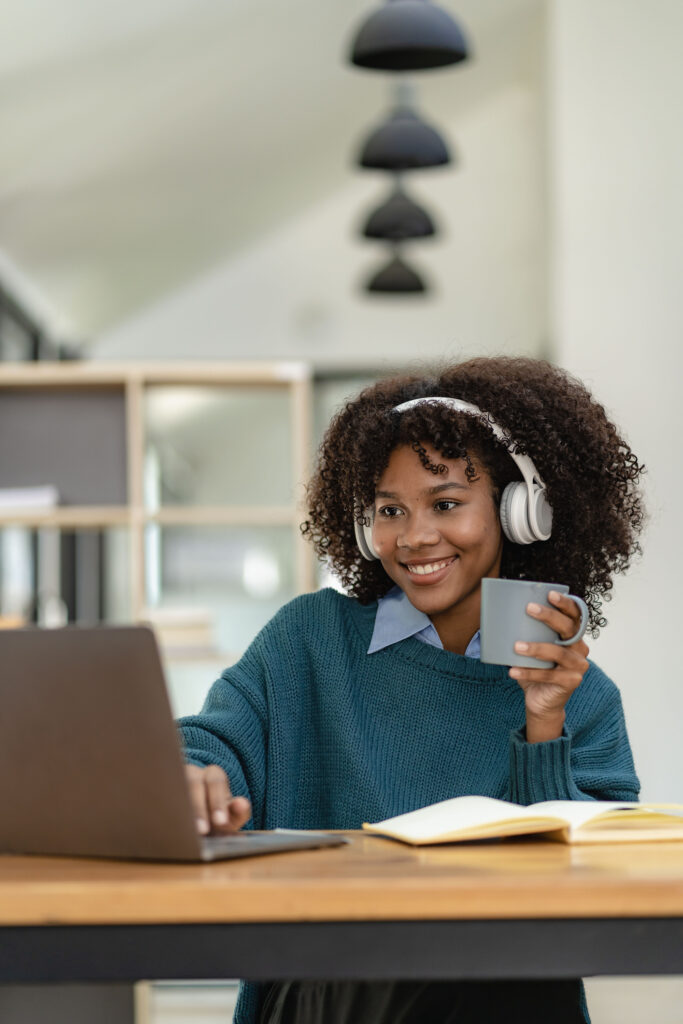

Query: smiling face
[[372, 442, 504, 654]]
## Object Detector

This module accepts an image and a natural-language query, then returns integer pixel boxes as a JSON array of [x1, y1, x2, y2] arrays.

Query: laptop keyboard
[[199, 830, 347, 861]]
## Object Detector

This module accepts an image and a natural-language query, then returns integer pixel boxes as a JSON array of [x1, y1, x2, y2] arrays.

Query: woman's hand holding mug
[[480, 578, 590, 743]]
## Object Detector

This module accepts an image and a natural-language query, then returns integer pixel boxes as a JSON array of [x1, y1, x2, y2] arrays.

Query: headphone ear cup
[[354, 514, 378, 560], [528, 487, 553, 541], [499, 482, 535, 545]]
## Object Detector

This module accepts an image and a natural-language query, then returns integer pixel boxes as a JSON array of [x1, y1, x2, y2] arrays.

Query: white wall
[[92, 80, 548, 369], [90, 0, 683, 802], [549, 0, 683, 799]]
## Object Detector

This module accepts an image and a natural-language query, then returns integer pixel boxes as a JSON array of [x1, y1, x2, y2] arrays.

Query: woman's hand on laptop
[[185, 764, 252, 834]]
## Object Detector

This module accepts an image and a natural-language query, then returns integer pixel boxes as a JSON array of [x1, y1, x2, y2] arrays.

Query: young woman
[[180, 356, 644, 1024]]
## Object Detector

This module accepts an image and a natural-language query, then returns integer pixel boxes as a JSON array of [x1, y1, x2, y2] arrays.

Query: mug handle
[[555, 595, 589, 645]]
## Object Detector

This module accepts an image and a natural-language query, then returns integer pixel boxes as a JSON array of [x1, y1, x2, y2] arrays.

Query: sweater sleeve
[[177, 638, 270, 828], [507, 664, 640, 805]]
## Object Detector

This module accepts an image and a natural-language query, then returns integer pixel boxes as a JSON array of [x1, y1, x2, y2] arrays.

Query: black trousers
[[259, 980, 586, 1024]]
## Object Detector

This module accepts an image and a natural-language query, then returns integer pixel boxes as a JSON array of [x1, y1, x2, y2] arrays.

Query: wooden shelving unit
[[0, 361, 315, 626]]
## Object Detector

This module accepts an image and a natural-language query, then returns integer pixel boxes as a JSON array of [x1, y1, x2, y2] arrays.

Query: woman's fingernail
[[527, 603, 541, 614], [212, 810, 228, 825], [515, 642, 529, 652], [197, 818, 209, 835], [509, 668, 521, 678], [549, 591, 562, 602]]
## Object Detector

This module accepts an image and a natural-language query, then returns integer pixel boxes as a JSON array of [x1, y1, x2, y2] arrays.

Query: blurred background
[[1, 1, 682, 1021]]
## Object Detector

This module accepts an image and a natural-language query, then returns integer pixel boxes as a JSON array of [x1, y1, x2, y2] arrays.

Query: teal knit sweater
[[179, 588, 639, 1023]]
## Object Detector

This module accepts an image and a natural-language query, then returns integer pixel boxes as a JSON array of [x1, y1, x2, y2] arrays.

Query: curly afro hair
[[301, 357, 645, 636]]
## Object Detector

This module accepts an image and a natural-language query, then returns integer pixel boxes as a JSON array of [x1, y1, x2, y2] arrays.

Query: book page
[[364, 795, 562, 842], [530, 800, 683, 837], [529, 800, 641, 830]]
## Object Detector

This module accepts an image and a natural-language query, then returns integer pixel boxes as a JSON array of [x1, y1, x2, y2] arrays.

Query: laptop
[[0, 625, 347, 862]]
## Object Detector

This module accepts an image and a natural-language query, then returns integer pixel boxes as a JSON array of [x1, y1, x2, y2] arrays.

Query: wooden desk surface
[[2, 834, 683, 927]]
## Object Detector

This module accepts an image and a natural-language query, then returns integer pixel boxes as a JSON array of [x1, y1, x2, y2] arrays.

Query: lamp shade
[[359, 108, 450, 170], [363, 187, 436, 240], [350, 0, 469, 71], [366, 254, 427, 293]]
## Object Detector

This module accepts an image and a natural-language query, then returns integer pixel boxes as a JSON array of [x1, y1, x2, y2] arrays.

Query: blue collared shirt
[[367, 585, 481, 658]]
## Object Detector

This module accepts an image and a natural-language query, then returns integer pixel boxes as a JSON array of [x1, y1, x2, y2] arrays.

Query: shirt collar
[[368, 586, 481, 659]]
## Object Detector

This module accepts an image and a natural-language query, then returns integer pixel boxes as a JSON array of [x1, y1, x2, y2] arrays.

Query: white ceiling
[[0, 0, 541, 341]]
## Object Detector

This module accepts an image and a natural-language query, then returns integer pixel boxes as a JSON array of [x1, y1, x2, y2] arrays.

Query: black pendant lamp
[[359, 107, 451, 171], [366, 252, 427, 293], [350, 0, 469, 72], [363, 186, 436, 240]]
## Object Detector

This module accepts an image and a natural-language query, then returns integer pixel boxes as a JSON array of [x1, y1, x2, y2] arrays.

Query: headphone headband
[[353, 395, 553, 559], [392, 396, 544, 492]]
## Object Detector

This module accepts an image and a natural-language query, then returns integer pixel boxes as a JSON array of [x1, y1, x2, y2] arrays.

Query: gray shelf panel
[[0, 388, 127, 505]]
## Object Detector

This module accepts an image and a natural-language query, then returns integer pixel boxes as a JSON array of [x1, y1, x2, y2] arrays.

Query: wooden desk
[[2, 833, 683, 984]]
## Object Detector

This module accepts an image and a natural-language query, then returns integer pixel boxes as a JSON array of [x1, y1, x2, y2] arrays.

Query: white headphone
[[354, 396, 553, 560]]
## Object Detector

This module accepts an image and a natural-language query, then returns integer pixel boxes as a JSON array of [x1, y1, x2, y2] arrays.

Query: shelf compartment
[[143, 385, 295, 509]]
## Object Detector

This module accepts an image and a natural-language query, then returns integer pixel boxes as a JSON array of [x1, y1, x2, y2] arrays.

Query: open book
[[362, 795, 683, 845]]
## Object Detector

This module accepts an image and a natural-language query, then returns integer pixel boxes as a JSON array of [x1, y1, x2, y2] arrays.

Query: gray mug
[[480, 577, 589, 668]]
